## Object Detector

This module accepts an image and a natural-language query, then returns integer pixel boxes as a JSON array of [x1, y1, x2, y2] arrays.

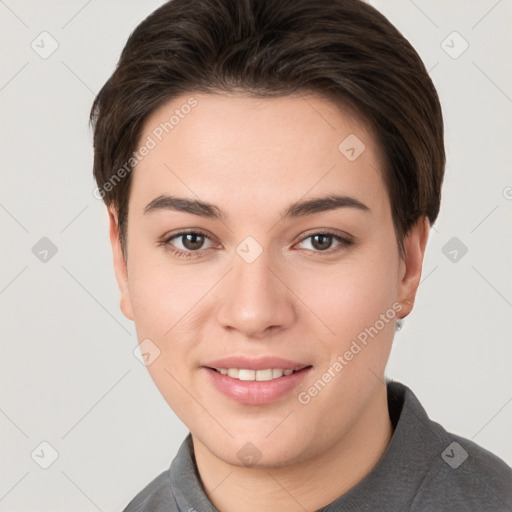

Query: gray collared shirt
[[122, 380, 512, 511]]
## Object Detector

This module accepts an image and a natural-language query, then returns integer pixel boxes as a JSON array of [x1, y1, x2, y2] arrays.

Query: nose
[[216, 248, 296, 339]]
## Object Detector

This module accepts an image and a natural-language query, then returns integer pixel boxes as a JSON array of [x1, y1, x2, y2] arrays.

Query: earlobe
[[397, 216, 430, 319], [107, 206, 135, 321]]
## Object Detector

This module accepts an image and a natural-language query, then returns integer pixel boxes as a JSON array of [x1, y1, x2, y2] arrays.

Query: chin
[[197, 426, 316, 469]]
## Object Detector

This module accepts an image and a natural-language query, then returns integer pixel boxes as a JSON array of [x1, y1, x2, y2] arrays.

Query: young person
[[90, 0, 512, 510]]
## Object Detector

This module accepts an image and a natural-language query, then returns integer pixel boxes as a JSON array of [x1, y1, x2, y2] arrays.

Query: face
[[109, 92, 428, 468]]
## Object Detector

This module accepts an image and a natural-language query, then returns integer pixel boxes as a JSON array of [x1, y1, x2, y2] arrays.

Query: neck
[[192, 384, 393, 512]]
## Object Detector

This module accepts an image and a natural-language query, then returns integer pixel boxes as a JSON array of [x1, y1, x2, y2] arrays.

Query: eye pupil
[[311, 234, 332, 251], [183, 233, 204, 250]]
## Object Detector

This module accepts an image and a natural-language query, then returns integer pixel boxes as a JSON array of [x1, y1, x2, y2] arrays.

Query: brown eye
[[180, 232, 206, 251], [297, 231, 354, 254], [161, 229, 215, 259], [310, 233, 334, 251]]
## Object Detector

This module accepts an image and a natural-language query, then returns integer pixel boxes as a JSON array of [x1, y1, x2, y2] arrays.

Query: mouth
[[207, 367, 310, 381], [201, 358, 313, 405]]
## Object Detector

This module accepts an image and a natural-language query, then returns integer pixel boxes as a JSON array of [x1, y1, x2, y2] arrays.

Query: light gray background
[[1, 0, 511, 510]]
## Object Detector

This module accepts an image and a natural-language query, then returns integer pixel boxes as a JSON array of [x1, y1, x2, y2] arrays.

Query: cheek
[[304, 249, 399, 338], [126, 253, 202, 412], [126, 246, 222, 376], [294, 250, 399, 417], [128, 246, 195, 319]]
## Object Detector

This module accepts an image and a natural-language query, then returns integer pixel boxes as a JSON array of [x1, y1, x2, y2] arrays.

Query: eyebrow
[[143, 193, 370, 220]]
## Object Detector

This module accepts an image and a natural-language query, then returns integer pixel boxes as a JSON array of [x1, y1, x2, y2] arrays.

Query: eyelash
[[159, 229, 354, 259]]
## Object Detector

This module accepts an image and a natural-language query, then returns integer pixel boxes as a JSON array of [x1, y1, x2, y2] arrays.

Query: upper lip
[[203, 356, 310, 371]]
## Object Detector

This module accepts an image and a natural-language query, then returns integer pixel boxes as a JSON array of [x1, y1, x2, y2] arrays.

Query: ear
[[108, 206, 135, 321], [397, 216, 430, 319]]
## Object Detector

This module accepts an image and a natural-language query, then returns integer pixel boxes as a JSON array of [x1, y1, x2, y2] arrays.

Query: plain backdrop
[[1, 0, 511, 510]]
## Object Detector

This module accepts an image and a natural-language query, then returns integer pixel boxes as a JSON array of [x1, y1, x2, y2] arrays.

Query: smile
[[203, 364, 312, 405], [211, 368, 298, 381]]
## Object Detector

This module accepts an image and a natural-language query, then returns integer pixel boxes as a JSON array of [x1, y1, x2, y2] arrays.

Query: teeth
[[216, 368, 298, 381], [239, 369, 255, 381], [255, 369, 273, 381]]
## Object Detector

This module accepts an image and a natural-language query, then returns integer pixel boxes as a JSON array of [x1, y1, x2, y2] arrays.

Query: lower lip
[[202, 367, 312, 405]]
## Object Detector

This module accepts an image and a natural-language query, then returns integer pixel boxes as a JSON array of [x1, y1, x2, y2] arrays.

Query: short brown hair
[[90, 0, 445, 259]]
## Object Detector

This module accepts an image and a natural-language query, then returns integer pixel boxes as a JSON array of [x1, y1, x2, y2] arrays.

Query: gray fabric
[[122, 380, 512, 511]]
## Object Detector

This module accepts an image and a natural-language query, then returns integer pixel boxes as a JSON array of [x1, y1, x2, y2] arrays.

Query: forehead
[[130, 92, 388, 218]]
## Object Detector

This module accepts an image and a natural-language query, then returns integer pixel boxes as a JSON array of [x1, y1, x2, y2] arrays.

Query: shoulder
[[121, 468, 177, 512], [386, 381, 512, 511], [411, 422, 512, 511]]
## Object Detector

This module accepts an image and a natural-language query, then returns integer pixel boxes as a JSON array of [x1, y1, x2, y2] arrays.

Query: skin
[[108, 92, 430, 511]]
